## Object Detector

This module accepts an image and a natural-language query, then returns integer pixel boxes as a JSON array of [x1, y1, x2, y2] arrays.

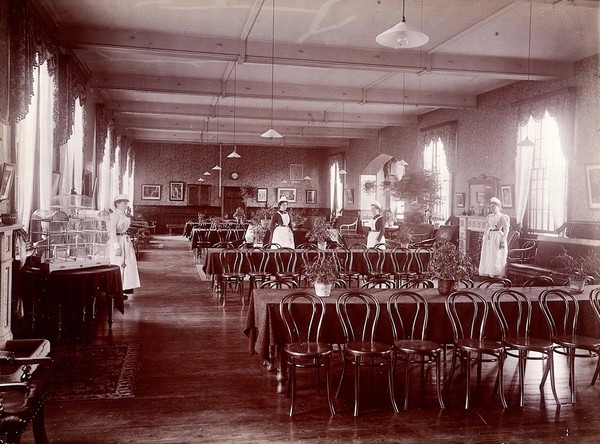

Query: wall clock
[[230, 172, 239, 180]]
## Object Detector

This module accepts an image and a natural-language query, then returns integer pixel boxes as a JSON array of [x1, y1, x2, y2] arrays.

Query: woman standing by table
[[367, 201, 386, 248], [479, 196, 510, 277], [269, 196, 295, 248], [108, 194, 141, 297]]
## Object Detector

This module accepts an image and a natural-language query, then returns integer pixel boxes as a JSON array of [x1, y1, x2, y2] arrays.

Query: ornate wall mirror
[[468, 174, 499, 215]]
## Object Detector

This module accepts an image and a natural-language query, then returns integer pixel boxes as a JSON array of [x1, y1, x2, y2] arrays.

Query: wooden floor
[[21, 235, 600, 443]]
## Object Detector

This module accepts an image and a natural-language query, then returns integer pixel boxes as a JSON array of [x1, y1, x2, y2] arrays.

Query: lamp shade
[[517, 136, 536, 147], [212, 165, 222, 171], [227, 146, 241, 158], [261, 128, 283, 139], [203, 171, 211, 176], [376, 21, 429, 49]]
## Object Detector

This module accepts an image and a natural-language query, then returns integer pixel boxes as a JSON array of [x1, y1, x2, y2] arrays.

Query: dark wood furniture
[[18, 263, 123, 342]]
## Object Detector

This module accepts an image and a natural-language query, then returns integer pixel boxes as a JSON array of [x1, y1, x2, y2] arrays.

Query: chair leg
[[336, 355, 347, 398], [591, 351, 600, 386], [435, 352, 445, 409], [289, 359, 296, 417], [547, 349, 560, 405], [388, 356, 399, 413], [498, 351, 507, 409], [445, 348, 458, 403], [464, 351, 472, 409], [403, 354, 410, 410], [569, 347, 576, 404], [325, 358, 336, 416], [354, 358, 360, 417]]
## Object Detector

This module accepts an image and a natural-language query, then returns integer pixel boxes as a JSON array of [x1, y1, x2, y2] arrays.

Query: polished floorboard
[[21, 235, 600, 443]]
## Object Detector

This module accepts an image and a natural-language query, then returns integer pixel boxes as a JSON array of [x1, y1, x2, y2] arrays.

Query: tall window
[[329, 154, 344, 218], [520, 112, 566, 233], [423, 137, 450, 222]]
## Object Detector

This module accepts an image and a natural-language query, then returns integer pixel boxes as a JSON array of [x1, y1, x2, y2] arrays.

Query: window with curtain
[[423, 137, 450, 222], [329, 154, 344, 219], [520, 111, 566, 234]]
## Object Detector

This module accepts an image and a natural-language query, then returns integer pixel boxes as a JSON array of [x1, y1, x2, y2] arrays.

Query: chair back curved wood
[[274, 247, 300, 285], [386, 291, 444, 409], [477, 277, 512, 288], [444, 290, 506, 409], [400, 278, 435, 289], [491, 289, 559, 406], [333, 246, 361, 288], [361, 278, 396, 289], [457, 279, 475, 288], [538, 288, 600, 404], [262, 242, 281, 249], [590, 288, 600, 385], [390, 246, 415, 287], [218, 246, 246, 306], [335, 291, 398, 415], [362, 247, 390, 282], [414, 247, 432, 279], [245, 247, 271, 299], [522, 276, 554, 287], [259, 278, 298, 289]]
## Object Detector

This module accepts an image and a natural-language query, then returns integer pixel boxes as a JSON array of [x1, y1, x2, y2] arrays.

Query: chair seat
[[503, 336, 555, 351], [285, 342, 333, 358], [455, 338, 503, 354], [553, 334, 600, 350], [345, 341, 393, 356], [394, 339, 442, 354]]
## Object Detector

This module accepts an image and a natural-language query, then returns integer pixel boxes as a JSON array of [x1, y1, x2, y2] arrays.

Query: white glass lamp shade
[[376, 21, 429, 49]]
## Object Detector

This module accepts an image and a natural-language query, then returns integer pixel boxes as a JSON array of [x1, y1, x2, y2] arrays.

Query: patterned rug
[[48, 343, 142, 402]]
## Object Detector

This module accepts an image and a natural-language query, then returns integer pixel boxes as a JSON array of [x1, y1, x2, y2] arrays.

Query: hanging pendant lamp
[[376, 0, 429, 49], [517, 2, 536, 149], [228, 63, 242, 158], [261, 0, 282, 138]]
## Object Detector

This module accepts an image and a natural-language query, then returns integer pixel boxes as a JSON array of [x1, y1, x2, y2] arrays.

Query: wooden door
[[223, 186, 243, 218]]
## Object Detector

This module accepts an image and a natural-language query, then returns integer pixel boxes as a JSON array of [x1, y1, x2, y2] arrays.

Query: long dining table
[[203, 246, 429, 279], [243, 285, 600, 393]]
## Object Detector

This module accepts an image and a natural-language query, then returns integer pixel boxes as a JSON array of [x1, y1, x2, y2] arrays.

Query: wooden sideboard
[[0, 224, 21, 346]]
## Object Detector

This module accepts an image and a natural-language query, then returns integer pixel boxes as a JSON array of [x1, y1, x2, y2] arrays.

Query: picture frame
[[586, 164, 600, 209], [257, 188, 268, 203], [306, 190, 316, 204], [142, 184, 161, 200], [277, 187, 297, 203], [345, 188, 354, 204], [52, 171, 61, 196], [500, 185, 514, 208], [289, 164, 303, 182], [0, 163, 15, 201], [456, 192, 465, 208], [169, 181, 185, 201]]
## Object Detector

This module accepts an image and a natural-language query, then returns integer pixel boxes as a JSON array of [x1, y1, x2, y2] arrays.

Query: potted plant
[[382, 169, 441, 224], [252, 207, 273, 228], [303, 255, 338, 297], [393, 224, 414, 247], [555, 249, 600, 293], [428, 239, 476, 295], [306, 216, 330, 249], [291, 211, 307, 229]]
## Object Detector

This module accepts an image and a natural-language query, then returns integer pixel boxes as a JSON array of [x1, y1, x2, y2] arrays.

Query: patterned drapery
[[418, 121, 457, 173], [95, 103, 110, 165], [3, 0, 57, 124], [515, 87, 576, 159]]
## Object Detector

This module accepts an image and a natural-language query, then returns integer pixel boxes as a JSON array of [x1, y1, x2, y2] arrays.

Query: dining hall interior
[[1, 0, 600, 443]]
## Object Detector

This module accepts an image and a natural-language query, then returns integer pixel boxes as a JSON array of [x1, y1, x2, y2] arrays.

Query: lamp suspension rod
[[270, 0, 275, 128]]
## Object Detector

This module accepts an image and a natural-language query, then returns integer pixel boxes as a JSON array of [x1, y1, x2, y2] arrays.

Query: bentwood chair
[[218, 246, 246, 306], [335, 291, 399, 416], [477, 277, 512, 288], [400, 278, 435, 289], [387, 291, 445, 410], [333, 246, 361, 288], [259, 278, 298, 290], [589, 288, 600, 385], [301, 247, 325, 287], [522, 276, 555, 287], [414, 247, 433, 279], [445, 290, 507, 409], [390, 246, 416, 287], [279, 292, 336, 416], [362, 246, 391, 285], [245, 247, 271, 300], [361, 278, 396, 289], [538, 288, 600, 404], [491, 289, 559, 407], [274, 247, 301, 286]]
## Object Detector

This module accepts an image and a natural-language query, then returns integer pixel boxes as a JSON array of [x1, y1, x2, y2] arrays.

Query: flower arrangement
[[306, 216, 330, 243], [428, 239, 475, 281], [555, 249, 600, 279], [303, 255, 339, 285], [393, 224, 414, 245]]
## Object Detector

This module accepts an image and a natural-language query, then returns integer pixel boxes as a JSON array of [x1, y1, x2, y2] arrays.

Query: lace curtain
[[418, 121, 457, 174]]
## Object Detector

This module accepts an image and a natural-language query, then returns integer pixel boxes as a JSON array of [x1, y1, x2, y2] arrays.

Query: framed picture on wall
[[142, 184, 161, 200], [345, 188, 354, 204], [169, 181, 185, 201], [500, 185, 514, 208], [455, 192, 465, 208], [257, 188, 268, 203], [0, 163, 15, 201], [277, 187, 297, 203], [586, 164, 600, 209], [306, 190, 316, 204]]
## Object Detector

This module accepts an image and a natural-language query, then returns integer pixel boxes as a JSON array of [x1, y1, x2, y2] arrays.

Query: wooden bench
[[165, 224, 184, 236], [507, 235, 600, 285]]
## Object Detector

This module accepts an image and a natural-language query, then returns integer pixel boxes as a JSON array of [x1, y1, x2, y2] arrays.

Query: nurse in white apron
[[366, 201, 386, 248], [108, 194, 141, 296], [269, 196, 295, 248], [478, 196, 510, 277]]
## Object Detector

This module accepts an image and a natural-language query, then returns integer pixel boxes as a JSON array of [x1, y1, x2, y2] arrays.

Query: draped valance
[[418, 121, 457, 173], [95, 103, 110, 165]]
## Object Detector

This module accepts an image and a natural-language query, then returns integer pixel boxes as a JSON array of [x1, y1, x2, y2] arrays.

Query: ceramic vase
[[437, 279, 457, 296], [568, 276, 585, 294], [314, 282, 332, 297]]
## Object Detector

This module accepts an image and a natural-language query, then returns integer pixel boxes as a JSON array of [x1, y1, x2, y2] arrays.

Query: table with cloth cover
[[19, 264, 124, 342], [203, 247, 428, 280], [244, 285, 600, 393]]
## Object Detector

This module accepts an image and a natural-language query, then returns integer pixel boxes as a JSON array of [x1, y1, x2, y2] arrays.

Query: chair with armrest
[[507, 240, 537, 264], [412, 225, 459, 248], [338, 218, 359, 236]]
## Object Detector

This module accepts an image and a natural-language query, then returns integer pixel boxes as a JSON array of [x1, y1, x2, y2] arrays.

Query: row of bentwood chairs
[[277, 287, 600, 416]]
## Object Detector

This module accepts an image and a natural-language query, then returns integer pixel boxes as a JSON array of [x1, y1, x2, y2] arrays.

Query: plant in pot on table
[[555, 249, 600, 293], [393, 224, 414, 248], [303, 255, 339, 297], [248, 209, 270, 247], [306, 217, 331, 249], [428, 239, 475, 296]]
